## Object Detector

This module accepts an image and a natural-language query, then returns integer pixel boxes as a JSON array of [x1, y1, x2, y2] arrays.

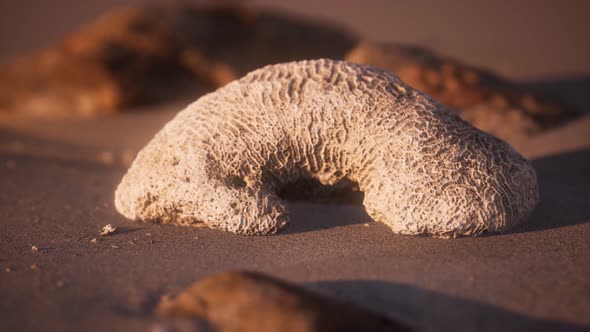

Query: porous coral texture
[[115, 59, 539, 238]]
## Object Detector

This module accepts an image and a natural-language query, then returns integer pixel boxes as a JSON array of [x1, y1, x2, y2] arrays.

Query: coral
[[157, 271, 411, 332], [346, 42, 580, 143], [115, 60, 539, 237]]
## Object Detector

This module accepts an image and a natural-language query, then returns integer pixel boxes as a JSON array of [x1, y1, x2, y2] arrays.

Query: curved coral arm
[[115, 59, 539, 237]]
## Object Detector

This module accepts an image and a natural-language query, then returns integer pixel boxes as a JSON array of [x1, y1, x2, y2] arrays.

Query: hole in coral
[[228, 176, 247, 189], [276, 177, 364, 205]]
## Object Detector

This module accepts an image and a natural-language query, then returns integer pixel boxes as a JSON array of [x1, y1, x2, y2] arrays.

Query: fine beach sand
[[1, 1, 589, 331]]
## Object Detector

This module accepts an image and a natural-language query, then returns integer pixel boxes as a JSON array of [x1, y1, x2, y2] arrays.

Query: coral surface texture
[[115, 59, 539, 237]]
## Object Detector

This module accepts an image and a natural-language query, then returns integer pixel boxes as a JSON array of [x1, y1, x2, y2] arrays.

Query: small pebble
[[30, 264, 39, 271], [363, 223, 370, 228], [5, 267, 11, 272], [31, 245, 39, 252], [100, 224, 117, 236], [90, 238, 97, 244], [111, 245, 119, 249]]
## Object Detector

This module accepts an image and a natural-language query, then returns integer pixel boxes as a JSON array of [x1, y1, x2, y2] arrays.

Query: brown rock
[[0, 4, 355, 116], [0, 6, 235, 116], [461, 69, 480, 85], [157, 271, 412, 332], [345, 41, 580, 141]]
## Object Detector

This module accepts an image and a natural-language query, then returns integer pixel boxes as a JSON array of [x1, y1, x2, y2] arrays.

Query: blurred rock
[[0, 4, 355, 116], [346, 42, 581, 142], [0, 4, 578, 147], [157, 271, 411, 332]]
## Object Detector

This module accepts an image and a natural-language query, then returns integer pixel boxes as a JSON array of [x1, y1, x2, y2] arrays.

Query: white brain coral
[[115, 59, 539, 238]]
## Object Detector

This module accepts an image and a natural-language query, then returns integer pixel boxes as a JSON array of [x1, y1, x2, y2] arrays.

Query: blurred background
[[0, 0, 589, 163], [1, 0, 589, 80], [1, 0, 588, 157]]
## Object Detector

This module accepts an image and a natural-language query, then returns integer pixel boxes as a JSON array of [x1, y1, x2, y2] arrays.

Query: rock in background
[[0, 4, 355, 116], [345, 42, 580, 143], [0, 3, 580, 147]]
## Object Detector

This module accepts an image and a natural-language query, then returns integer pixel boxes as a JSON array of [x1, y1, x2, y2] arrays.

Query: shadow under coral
[[507, 148, 590, 234], [280, 147, 590, 236]]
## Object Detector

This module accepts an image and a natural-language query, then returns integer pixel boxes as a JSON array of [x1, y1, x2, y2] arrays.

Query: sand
[[0, 1, 589, 331], [1, 127, 589, 331]]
